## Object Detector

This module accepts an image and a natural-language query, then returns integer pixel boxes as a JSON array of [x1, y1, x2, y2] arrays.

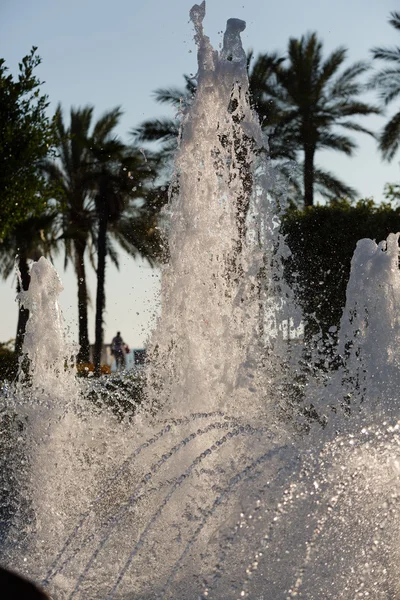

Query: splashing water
[[17, 256, 77, 401], [146, 2, 300, 421], [1, 4, 400, 599], [316, 232, 400, 429]]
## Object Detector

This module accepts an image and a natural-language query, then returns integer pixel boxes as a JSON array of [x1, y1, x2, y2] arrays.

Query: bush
[[282, 198, 400, 340], [0, 340, 17, 383]]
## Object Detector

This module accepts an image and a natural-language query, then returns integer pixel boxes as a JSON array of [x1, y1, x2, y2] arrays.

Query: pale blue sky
[[1, 0, 399, 348]]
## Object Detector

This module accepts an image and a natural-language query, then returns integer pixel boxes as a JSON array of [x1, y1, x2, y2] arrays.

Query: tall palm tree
[[370, 12, 400, 161], [42, 105, 122, 363], [44, 105, 164, 371], [42, 106, 96, 363], [254, 34, 380, 206], [89, 134, 162, 375]]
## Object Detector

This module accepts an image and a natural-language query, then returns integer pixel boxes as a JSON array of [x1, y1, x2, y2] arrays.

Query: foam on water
[[1, 3, 400, 599]]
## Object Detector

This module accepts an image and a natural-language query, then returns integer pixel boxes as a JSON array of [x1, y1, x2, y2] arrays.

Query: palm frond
[[330, 61, 369, 97], [389, 11, 400, 31], [336, 120, 376, 137], [132, 118, 180, 144], [153, 75, 195, 109], [369, 67, 400, 104], [153, 87, 187, 107], [330, 99, 381, 117], [317, 132, 356, 155], [379, 109, 400, 161], [371, 46, 400, 63], [92, 107, 123, 142], [313, 166, 357, 201], [318, 47, 347, 92]]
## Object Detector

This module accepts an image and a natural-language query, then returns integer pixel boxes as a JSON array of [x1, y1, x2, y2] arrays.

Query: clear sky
[[1, 0, 399, 349]]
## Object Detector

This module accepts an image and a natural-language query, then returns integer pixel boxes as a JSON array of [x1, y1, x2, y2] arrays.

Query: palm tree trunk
[[304, 143, 315, 208], [94, 201, 108, 376], [15, 254, 30, 356], [74, 239, 90, 364]]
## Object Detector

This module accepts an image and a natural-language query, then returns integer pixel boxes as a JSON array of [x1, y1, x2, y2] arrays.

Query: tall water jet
[[147, 2, 301, 421]]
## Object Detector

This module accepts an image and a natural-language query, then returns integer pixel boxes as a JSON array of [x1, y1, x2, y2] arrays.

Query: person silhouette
[[111, 331, 125, 371]]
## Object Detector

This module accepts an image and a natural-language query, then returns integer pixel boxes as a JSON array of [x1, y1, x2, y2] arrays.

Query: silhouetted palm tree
[[44, 105, 164, 369], [42, 105, 99, 363], [370, 11, 400, 161], [253, 34, 380, 206], [89, 137, 163, 375]]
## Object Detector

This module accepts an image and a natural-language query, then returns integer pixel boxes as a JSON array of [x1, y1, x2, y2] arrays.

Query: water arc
[[43, 411, 234, 585]]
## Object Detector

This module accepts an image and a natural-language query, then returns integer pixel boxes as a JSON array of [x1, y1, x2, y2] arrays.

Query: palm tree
[[89, 134, 162, 375], [0, 211, 59, 356], [44, 105, 164, 371], [135, 39, 379, 207], [370, 12, 400, 161], [42, 106, 97, 363], [253, 34, 380, 206]]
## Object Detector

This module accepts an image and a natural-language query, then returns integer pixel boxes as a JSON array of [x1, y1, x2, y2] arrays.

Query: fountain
[[1, 3, 400, 598]]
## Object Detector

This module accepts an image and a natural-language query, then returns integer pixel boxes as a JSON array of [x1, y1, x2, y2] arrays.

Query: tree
[[42, 105, 103, 363], [370, 11, 400, 160], [88, 124, 162, 375], [253, 34, 380, 206], [134, 40, 379, 207], [43, 105, 164, 368], [0, 47, 54, 240]]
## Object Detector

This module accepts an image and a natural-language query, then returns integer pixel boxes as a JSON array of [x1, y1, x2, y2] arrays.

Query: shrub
[[0, 340, 17, 383]]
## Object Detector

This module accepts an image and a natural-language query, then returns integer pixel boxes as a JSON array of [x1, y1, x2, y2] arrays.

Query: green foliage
[[0, 48, 54, 240], [384, 182, 400, 205], [282, 198, 400, 339], [0, 340, 17, 382], [370, 12, 400, 161], [251, 35, 380, 206]]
